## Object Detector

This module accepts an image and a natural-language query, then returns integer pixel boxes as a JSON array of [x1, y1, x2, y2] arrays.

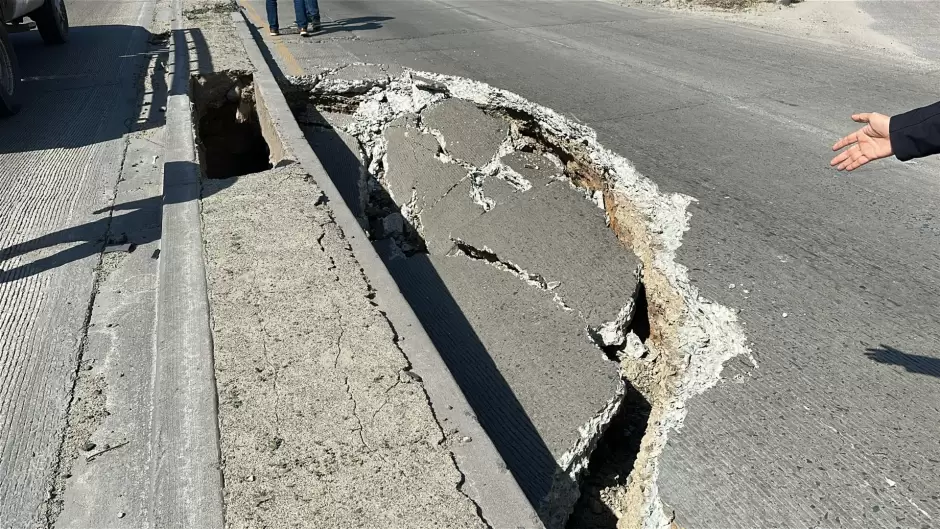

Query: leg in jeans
[[304, 0, 320, 27], [293, 0, 308, 30], [265, 0, 278, 30]]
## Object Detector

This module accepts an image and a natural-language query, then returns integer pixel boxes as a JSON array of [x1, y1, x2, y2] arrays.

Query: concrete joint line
[[148, 0, 225, 526], [229, 10, 544, 529]]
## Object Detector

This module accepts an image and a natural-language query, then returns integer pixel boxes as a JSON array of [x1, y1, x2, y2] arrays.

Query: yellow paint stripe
[[239, 0, 305, 77]]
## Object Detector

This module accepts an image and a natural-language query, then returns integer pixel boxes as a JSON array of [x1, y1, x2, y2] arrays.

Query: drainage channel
[[276, 65, 726, 529], [191, 71, 275, 179]]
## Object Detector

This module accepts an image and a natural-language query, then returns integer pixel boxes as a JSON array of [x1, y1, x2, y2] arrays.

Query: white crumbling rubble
[[287, 65, 753, 529]]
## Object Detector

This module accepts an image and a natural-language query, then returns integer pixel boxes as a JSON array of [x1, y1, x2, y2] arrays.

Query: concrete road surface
[[244, 0, 940, 527], [859, 0, 940, 61], [0, 0, 157, 525]]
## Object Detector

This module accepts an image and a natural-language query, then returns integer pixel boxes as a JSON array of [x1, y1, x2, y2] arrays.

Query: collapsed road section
[[283, 65, 752, 528]]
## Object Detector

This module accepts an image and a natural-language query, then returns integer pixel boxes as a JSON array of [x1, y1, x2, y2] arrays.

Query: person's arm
[[831, 101, 940, 171], [889, 101, 940, 161]]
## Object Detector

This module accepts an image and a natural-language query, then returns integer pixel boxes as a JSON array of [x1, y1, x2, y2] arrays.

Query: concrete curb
[[230, 11, 545, 529], [149, 0, 225, 526]]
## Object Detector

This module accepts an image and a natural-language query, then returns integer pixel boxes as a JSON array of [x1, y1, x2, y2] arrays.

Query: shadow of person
[[0, 176, 235, 284], [865, 345, 940, 378], [314, 16, 394, 36], [0, 19, 229, 285], [0, 205, 152, 284]]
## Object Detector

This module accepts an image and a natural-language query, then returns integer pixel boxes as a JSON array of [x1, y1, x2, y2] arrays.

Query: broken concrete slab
[[285, 70, 656, 524], [383, 118, 466, 208], [421, 98, 509, 167], [374, 241, 622, 507], [379, 109, 639, 328], [450, 178, 637, 327]]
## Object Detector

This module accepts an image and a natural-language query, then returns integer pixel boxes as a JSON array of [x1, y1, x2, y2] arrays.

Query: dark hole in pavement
[[192, 72, 272, 179], [630, 281, 651, 343], [595, 277, 651, 362], [566, 385, 652, 529]]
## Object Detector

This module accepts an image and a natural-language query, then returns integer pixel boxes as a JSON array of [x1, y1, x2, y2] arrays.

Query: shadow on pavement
[[865, 345, 940, 378], [0, 176, 233, 284], [315, 15, 393, 36], [0, 23, 228, 282], [1, 24, 162, 154]]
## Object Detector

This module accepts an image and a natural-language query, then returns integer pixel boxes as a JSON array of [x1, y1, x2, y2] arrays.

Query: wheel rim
[[0, 38, 13, 96]]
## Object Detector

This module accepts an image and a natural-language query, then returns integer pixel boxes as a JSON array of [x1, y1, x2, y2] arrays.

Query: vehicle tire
[[33, 0, 69, 45], [0, 24, 22, 117]]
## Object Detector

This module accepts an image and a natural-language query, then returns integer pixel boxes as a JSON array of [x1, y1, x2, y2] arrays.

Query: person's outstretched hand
[[830, 113, 893, 171]]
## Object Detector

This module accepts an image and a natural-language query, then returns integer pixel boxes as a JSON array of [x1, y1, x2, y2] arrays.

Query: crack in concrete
[[449, 238, 572, 312], [341, 375, 369, 450], [43, 257, 107, 528], [314, 219, 373, 452], [43, 113, 136, 529], [369, 375, 402, 422], [451, 452, 497, 529], [257, 306, 282, 434], [327, 297, 368, 450]]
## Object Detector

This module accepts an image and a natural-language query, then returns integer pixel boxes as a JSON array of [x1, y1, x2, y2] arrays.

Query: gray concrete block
[[446, 176, 637, 327], [422, 99, 509, 167], [384, 119, 468, 208]]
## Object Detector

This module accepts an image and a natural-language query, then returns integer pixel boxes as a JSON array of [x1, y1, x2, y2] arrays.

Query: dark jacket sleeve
[[890, 101, 940, 161]]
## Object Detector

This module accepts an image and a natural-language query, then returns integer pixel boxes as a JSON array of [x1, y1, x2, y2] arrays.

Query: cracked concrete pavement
[[201, 165, 488, 529], [290, 65, 655, 525]]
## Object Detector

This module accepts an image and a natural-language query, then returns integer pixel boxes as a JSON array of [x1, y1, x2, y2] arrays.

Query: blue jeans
[[265, 0, 280, 29], [294, 0, 319, 27], [265, 0, 315, 30]]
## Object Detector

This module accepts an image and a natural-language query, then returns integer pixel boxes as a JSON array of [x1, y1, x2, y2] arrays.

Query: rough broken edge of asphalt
[[284, 66, 755, 529]]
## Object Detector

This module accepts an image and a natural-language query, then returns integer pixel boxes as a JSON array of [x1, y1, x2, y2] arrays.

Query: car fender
[[4, 0, 45, 20]]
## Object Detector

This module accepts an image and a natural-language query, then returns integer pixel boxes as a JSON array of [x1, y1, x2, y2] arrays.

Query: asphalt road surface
[[255, 0, 940, 527], [859, 0, 940, 62], [0, 0, 155, 525]]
